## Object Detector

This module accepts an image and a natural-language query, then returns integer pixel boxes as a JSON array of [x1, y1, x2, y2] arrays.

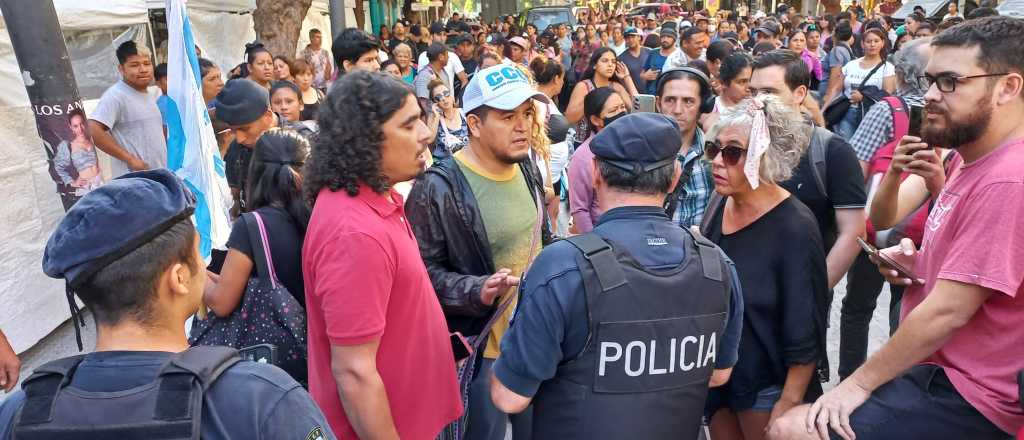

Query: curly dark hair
[[303, 70, 412, 205]]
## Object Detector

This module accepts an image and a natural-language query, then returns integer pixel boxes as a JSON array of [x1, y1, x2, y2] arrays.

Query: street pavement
[[824, 276, 894, 390]]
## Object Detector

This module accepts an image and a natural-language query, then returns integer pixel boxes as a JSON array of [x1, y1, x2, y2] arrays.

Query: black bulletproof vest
[[12, 346, 240, 440], [532, 230, 730, 440]]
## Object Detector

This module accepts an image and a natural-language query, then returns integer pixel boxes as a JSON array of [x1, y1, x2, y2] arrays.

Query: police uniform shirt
[[0, 352, 334, 440], [493, 206, 745, 397]]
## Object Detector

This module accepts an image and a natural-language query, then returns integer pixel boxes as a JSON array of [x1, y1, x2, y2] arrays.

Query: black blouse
[[704, 195, 829, 411]]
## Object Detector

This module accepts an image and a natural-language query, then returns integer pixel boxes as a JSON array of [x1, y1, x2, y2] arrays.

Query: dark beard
[[921, 96, 992, 149]]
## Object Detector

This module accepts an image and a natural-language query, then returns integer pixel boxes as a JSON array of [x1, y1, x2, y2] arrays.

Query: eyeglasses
[[705, 140, 747, 166], [431, 90, 451, 102], [916, 72, 1011, 93]]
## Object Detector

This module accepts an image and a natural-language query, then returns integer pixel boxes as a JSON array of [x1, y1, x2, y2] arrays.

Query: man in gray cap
[[490, 113, 744, 440], [0, 169, 333, 439], [215, 78, 313, 210]]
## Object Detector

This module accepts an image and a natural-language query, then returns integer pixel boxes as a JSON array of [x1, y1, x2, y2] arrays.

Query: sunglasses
[[705, 140, 747, 166], [431, 89, 451, 102]]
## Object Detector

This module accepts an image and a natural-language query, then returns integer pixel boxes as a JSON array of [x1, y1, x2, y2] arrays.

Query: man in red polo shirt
[[302, 70, 462, 439]]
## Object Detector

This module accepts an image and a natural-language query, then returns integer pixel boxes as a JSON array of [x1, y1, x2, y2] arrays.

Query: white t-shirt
[[417, 50, 466, 89], [663, 49, 706, 70], [609, 41, 627, 56], [842, 58, 895, 98], [90, 80, 167, 178]]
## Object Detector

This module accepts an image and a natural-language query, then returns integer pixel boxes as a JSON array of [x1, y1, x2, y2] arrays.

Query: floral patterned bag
[[189, 212, 308, 384]]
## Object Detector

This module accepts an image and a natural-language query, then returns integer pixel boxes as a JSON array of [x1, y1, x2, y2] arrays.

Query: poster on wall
[[35, 101, 105, 210], [1, 1, 105, 211]]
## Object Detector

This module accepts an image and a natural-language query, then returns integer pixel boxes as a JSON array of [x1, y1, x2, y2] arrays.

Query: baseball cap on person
[[508, 36, 529, 49], [624, 27, 640, 36], [755, 21, 781, 36], [43, 169, 197, 287], [462, 64, 550, 115], [215, 78, 270, 126], [590, 113, 682, 174], [429, 21, 445, 35]]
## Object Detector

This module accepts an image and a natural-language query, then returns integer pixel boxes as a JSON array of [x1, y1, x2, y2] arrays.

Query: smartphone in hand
[[858, 238, 923, 285]]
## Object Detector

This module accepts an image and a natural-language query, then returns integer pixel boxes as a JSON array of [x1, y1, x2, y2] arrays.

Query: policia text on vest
[[597, 316, 719, 385]]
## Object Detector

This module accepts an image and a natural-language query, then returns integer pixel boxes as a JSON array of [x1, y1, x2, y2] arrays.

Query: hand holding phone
[[858, 238, 924, 285]]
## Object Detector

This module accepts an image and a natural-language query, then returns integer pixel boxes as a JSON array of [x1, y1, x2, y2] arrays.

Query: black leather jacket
[[405, 156, 552, 337]]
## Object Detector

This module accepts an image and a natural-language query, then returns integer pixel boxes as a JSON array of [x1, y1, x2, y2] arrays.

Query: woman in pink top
[[567, 87, 628, 233], [788, 29, 823, 86]]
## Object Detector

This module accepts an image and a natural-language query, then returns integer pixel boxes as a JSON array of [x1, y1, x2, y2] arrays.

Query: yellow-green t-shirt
[[454, 150, 538, 359]]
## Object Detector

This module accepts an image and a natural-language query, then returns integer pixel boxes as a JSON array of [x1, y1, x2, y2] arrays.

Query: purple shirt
[[801, 48, 824, 81], [568, 136, 601, 232]]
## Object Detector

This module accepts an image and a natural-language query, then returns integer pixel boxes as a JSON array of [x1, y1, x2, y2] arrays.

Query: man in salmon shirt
[[769, 16, 1024, 440]]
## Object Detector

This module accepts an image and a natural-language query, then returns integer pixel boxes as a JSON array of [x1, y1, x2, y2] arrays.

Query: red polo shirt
[[303, 185, 462, 439]]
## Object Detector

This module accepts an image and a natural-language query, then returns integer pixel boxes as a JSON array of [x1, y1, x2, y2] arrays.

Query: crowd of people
[[0, 4, 1022, 440]]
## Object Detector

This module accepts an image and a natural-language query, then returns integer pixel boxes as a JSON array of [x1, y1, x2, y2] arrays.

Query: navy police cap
[[590, 113, 682, 174]]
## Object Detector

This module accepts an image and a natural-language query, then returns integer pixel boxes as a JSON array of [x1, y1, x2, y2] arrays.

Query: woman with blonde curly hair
[[700, 95, 829, 440]]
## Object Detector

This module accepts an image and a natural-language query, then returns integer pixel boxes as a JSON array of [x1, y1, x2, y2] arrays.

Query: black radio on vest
[[531, 230, 730, 440]]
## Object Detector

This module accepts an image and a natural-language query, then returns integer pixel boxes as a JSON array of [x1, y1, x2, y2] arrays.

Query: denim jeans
[[466, 358, 533, 440], [835, 105, 861, 140], [829, 365, 1009, 440], [839, 252, 904, 380]]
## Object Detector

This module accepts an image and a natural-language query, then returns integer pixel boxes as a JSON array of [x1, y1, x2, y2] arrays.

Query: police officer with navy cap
[[0, 169, 334, 440], [490, 113, 745, 440]]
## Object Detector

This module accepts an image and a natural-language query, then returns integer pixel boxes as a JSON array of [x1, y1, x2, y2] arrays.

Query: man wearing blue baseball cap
[[0, 169, 333, 439], [406, 64, 553, 440], [490, 113, 745, 440], [619, 26, 651, 93]]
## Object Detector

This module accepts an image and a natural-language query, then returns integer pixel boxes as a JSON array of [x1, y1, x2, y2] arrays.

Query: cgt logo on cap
[[484, 66, 528, 90]]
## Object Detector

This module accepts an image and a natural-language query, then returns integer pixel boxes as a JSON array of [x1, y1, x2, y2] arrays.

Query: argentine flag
[[166, 0, 232, 261]]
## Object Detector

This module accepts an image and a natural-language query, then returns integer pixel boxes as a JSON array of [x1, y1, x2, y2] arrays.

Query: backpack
[[808, 126, 831, 199], [12, 346, 240, 440], [864, 97, 929, 247]]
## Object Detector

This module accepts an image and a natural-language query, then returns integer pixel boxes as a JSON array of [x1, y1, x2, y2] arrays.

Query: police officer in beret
[[490, 113, 745, 440], [215, 78, 314, 212], [0, 170, 334, 440]]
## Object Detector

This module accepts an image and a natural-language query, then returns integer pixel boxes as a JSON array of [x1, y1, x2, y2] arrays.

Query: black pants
[[839, 252, 904, 380]]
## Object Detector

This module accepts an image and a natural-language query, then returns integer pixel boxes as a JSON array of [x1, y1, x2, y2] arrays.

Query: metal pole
[[330, 0, 349, 33], [0, 0, 92, 211]]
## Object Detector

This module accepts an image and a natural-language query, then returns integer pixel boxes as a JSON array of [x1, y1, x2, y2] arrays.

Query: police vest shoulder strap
[[17, 355, 88, 425], [683, 227, 724, 282], [564, 233, 628, 292], [154, 346, 241, 421]]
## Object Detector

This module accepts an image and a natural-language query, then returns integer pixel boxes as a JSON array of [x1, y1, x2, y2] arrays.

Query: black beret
[[215, 78, 270, 126], [43, 169, 196, 287], [590, 113, 681, 174]]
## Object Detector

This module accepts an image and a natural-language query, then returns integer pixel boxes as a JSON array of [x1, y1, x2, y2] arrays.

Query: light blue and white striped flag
[[166, 0, 232, 261]]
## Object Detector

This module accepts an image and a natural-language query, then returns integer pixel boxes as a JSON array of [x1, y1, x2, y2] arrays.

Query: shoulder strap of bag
[[663, 157, 698, 219], [243, 212, 278, 287], [886, 96, 910, 142], [700, 191, 725, 237], [857, 61, 886, 90], [809, 126, 831, 198], [468, 181, 546, 353]]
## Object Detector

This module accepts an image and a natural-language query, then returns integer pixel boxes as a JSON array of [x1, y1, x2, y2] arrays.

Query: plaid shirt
[[849, 95, 925, 162], [672, 129, 714, 228]]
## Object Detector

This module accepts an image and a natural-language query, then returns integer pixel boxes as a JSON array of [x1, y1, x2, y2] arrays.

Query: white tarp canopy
[[147, 0, 256, 11], [997, 0, 1024, 17], [0, 0, 152, 355]]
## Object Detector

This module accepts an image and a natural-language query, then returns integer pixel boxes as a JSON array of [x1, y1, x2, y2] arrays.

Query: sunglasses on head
[[705, 140, 747, 166], [432, 89, 451, 102]]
